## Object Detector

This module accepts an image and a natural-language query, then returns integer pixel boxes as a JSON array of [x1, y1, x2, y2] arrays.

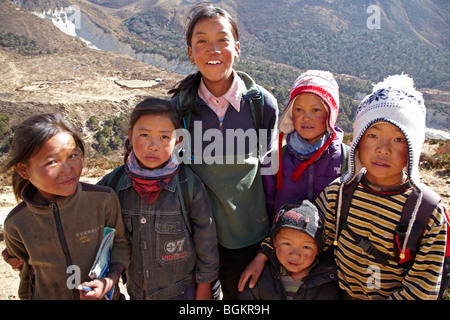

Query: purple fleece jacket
[[263, 127, 346, 222]]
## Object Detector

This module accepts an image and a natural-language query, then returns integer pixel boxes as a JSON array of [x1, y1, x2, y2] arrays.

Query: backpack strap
[[249, 85, 264, 133], [177, 92, 192, 130], [337, 171, 394, 266], [394, 185, 449, 299], [338, 172, 392, 266], [177, 165, 195, 235], [248, 86, 265, 159], [395, 184, 441, 261], [337, 171, 364, 230], [340, 143, 350, 175], [176, 92, 193, 162], [281, 144, 288, 158], [339, 176, 443, 268], [341, 222, 393, 266]]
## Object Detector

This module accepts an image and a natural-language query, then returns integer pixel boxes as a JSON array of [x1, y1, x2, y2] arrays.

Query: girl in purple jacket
[[240, 70, 348, 292], [263, 70, 348, 222]]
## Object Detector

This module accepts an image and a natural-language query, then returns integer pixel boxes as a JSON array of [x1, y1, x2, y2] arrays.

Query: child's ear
[[234, 41, 241, 60], [14, 163, 29, 180], [187, 46, 194, 64]]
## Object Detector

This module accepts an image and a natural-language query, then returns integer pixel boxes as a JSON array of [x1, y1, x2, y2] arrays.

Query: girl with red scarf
[[98, 97, 219, 300]]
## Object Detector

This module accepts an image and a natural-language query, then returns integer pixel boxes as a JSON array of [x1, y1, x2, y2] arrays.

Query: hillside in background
[[90, 0, 450, 89], [0, 0, 185, 155], [0, 0, 448, 144]]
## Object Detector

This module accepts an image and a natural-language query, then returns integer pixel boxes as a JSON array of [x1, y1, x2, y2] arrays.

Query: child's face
[[291, 93, 328, 145], [358, 122, 408, 186], [187, 16, 240, 96], [129, 114, 179, 169], [15, 132, 83, 202], [273, 228, 319, 281]]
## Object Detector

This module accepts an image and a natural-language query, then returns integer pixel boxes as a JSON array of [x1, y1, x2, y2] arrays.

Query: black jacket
[[239, 249, 342, 300]]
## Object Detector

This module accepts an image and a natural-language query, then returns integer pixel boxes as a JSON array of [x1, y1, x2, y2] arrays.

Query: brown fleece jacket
[[4, 182, 130, 300]]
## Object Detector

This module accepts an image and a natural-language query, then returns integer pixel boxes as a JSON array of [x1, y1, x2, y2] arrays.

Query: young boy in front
[[316, 74, 448, 299], [238, 200, 341, 300]]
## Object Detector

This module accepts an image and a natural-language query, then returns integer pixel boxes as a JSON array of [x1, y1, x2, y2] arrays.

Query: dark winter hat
[[272, 200, 325, 252]]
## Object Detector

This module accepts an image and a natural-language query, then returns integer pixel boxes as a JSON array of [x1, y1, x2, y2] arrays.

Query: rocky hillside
[[0, 0, 448, 133], [0, 0, 183, 128], [7, 0, 447, 128]]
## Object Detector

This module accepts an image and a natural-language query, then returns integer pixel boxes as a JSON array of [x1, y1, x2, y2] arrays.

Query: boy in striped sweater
[[316, 74, 448, 299]]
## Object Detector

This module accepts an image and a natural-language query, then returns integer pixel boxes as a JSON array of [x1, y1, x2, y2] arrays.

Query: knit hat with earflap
[[277, 70, 340, 189], [336, 74, 427, 259], [341, 74, 426, 189], [272, 200, 325, 253]]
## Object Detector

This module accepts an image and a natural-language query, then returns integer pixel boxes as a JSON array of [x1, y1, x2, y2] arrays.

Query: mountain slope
[[1, 0, 448, 134], [0, 0, 183, 129]]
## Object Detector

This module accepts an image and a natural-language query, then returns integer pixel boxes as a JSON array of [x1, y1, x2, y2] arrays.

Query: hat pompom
[[343, 73, 426, 189], [372, 74, 417, 94]]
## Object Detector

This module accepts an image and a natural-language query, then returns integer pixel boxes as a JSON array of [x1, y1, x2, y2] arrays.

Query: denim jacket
[[98, 168, 219, 300]]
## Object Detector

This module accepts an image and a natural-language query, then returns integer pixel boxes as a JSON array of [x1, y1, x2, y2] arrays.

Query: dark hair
[[2, 113, 85, 201], [124, 97, 182, 163], [184, 3, 239, 47], [168, 3, 239, 114]]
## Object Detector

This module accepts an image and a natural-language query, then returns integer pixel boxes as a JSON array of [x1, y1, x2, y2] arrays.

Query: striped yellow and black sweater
[[316, 175, 447, 300]]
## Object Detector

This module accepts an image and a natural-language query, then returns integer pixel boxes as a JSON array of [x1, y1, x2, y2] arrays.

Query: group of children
[[1, 3, 448, 300]]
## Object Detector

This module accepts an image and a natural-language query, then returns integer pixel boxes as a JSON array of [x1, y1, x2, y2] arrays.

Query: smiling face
[[128, 114, 179, 169], [273, 227, 319, 281], [15, 132, 83, 202], [187, 16, 240, 97], [358, 122, 408, 187], [291, 93, 328, 145]]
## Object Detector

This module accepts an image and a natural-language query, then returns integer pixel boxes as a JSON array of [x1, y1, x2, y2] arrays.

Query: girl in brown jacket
[[2, 113, 130, 300]]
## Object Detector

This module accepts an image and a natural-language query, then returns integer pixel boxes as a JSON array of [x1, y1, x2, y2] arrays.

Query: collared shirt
[[198, 70, 243, 120]]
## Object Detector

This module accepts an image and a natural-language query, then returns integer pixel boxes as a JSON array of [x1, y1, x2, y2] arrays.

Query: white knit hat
[[337, 74, 427, 259], [342, 74, 426, 190]]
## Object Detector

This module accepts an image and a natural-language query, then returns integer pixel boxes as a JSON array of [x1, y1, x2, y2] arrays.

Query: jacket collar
[[237, 71, 260, 100], [22, 183, 82, 215], [198, 70, 243, 114], [120, 173, 178, 194], [286, 127, 344, 159]]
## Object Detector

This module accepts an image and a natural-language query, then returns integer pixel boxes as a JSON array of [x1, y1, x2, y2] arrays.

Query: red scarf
[[276, 131, 336, 189], [125, 163, 179, 205]]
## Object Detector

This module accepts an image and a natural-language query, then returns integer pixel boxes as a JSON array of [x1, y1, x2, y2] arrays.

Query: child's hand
[[78, 275, 117, 300], [1, 248, 24, 271], [195, 282, 211, 300], [238, 252, 268, 292]]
